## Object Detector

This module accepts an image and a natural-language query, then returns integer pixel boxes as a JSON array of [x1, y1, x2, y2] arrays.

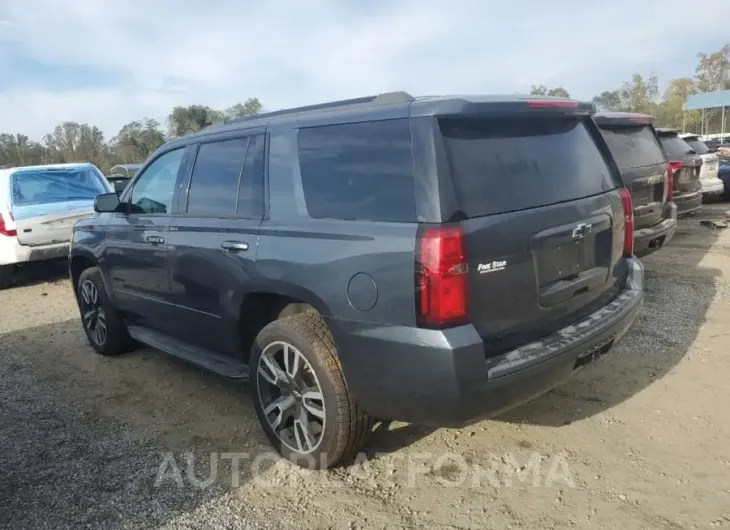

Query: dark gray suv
[[69, 92, 644, 468], [594, 112, 677, 257]]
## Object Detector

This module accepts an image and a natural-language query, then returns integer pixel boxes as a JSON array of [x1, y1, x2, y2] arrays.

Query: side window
[[130, 149, 185, 214], [297, 119, 416, 222], [237, 134, 265, 217], [187, 138, 249, 216]]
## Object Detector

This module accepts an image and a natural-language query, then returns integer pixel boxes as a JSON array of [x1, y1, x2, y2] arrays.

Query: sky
[[0, 0, 728, 140]]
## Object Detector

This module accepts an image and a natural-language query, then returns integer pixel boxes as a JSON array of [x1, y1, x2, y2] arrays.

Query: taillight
[[619, 189, 634, 257], [666, 161, 682, 201], [416, 226, 469, 328], [0, 213, 16, 237]]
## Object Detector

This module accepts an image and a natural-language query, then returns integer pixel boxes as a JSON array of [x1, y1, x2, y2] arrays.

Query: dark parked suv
[[656, 128, 703, 217], [594, 113, 677, 257], [70, 93, 644, 468]]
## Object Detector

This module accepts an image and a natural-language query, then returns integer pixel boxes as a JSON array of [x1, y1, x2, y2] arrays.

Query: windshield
[[683, 137, 710, 155], [599, 125, 665, 169], [10, 167, 108, 207], [659, 135, 695, 157], [439, 116, 617, 217]]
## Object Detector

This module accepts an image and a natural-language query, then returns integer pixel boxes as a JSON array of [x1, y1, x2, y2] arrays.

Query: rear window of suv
[[297, 119, 416, 222], [598, 125, 665, 170], [659, 134, 695, 158], [682, 137, 710, 155], [439, 117, 617, 217]]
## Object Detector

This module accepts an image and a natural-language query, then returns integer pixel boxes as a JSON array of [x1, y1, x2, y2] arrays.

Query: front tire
[[76, 267, 133, 356], [250, 313, 373, 469]]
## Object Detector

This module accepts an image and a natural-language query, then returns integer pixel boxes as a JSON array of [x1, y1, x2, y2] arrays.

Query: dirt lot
[[2, 203, 730, 530]]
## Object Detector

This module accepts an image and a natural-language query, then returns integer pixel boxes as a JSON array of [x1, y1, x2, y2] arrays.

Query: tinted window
[[440, 117, 616, 217], [659, 135, 695, 158], [131, 148, 185, 214], [598, 125, 665, 169], [237, 134, 265, 217], [187, 138, 249, 215], [683, 137, 710, 155], [298, 119, 416, 222]]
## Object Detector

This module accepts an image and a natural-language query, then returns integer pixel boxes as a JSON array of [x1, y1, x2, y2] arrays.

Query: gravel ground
[[1, 203, 730, 529]]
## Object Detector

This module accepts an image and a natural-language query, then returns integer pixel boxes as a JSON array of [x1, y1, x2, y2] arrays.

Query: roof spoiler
[[593, 112, 655, 126]]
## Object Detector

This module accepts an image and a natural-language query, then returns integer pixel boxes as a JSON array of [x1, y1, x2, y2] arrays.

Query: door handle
[[146, 235, 164, 245], [221, 241, 249, 252]]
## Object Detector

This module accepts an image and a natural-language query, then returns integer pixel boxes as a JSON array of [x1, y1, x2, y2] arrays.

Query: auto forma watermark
[[154, 450, 575, 490]]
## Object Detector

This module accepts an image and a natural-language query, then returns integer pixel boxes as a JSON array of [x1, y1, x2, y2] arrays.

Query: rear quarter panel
[[257, 129, 418, 327]]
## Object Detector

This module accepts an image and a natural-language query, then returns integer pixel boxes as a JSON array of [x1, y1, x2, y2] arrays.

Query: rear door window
[[297, 119, 416, 222], [187, 138, 249, 216], [439, 117, 617, 217], [659, 135, 695, 158], [598, 125, 666, 170], [683, 137, 710, 155]]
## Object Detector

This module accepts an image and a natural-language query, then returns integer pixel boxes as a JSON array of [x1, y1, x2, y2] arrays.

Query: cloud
[[1, 0, 728, 140]]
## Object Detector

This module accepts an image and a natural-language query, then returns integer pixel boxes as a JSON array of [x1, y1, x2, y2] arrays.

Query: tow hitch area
[[648, 236, 666, 250]]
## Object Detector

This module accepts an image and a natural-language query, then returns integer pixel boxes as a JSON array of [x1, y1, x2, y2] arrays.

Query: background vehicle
[[656, 129, 703, 217], [70, 93, 644, 469], [105, 174, 132, 194], [108, 163, 142, 179], [705, 137, 730, 152], [719, 160, 730, 199], [106, 164, 142, 194], [594, 113, 677, 257], [680, 133, 723, 196], [0, 163, 111, 289]]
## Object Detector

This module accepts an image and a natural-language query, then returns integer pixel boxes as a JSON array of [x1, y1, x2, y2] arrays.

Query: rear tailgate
[[13, 205, 95, 246], [438, 114, 625, 357], [658, 134, 702, 194], [597, 123, 667, 230]]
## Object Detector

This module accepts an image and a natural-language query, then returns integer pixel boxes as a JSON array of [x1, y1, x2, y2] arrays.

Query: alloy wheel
[[80, 280, 107, 346], [257, 341, 326, 454]]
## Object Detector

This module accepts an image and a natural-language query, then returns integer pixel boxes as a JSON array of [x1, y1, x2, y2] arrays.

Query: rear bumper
[[701, 178, 725, 196], [329, 258, 644, 425], [0, 237, 69, 266], [674, 190, 702, 217], [634, 202, 677, 258]]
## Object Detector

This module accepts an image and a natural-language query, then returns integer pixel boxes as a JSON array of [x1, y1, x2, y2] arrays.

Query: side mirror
[[94, 192, 121, 213]]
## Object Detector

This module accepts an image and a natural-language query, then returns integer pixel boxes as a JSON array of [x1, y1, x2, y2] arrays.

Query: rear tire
[[0, 265, 14, 290], [76, 267, 133, 356], [250, 313, 373, 469]]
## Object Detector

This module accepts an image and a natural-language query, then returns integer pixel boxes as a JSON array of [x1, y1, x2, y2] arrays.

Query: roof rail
[[219, 91, 414, 127]]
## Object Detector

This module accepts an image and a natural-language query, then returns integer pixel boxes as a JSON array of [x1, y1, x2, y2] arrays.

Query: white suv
[[680, 133, 724, 196], [0, 163, 112, 289]]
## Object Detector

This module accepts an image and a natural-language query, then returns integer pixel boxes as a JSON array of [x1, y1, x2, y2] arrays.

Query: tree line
[[532, 44, 729, 135], [0, 98, 263, 174], [1, 44, 728, 174]]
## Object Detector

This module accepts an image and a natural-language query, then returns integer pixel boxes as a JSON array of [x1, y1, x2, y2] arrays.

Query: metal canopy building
[[682, 89, 729, 136]]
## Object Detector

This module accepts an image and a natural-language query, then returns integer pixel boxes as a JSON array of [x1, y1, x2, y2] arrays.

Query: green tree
[[619, 74, 658, 115], [225, 97, 263, 119], [695, 44, 730, 92], [167, 105, 225, 137], [530, 84, 570, 97], [592, 90, 624, 112], [656, 77, 699, 129], [110, 119, 166, 164]]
